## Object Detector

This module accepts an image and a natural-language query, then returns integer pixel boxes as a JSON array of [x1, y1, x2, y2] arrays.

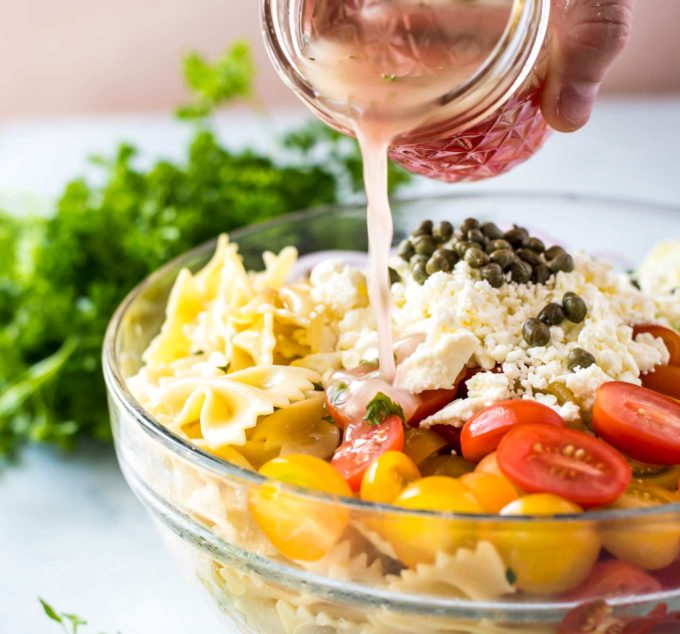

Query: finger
[[542, 0, 635, 132]]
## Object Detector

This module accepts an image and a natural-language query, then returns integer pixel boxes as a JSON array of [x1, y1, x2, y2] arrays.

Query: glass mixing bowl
[[104, 192, 680, 634]]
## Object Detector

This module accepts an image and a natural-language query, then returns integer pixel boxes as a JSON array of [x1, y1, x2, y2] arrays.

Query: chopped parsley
[[364, 392, 405, 426], [505, 568, 518, 585]]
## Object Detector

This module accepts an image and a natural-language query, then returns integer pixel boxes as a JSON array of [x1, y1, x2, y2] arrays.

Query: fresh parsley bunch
[[0, 41, 410, 460]]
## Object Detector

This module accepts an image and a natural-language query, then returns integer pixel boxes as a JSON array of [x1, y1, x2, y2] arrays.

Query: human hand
[[542, 0, 635, 132]]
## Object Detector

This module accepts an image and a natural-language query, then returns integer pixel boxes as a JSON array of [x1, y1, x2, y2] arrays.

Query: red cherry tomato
[[561, 560, 662, 602], [409, 388, 460, 426], [461, 400, 565, 463], [634, 325, 680, 367], [558, 600, 615, 634], [497, 423, 631, 508], [331, 415, 404, 491], [641, 365, 680, 401], [593, 382, 680, 465], [326, 367, 460, 429]]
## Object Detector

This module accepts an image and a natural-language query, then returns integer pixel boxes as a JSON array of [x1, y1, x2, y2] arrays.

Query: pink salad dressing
[[303, 0, 540, 385]]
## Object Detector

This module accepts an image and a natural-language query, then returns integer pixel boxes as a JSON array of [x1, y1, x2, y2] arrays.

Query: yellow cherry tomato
[[492, 494, 601, 595], [385, 476, 483, 567], [420, 454, 475, 478], [360, 451, 421, 504], [474, 451, 503, 477], [601, 482, 680, 570], [475, 451, 525, 495], [403, 428, 449, 465], [249, 454, 352, 561], [212, 446, 254, 470], [460, 472, 518, 514]]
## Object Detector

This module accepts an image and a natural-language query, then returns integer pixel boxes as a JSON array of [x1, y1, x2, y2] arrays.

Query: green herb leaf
[[506, 568, 518, 585], [39, 599, 63, 624], [176, 40, 254, 119], [364, 392, 405, 426]]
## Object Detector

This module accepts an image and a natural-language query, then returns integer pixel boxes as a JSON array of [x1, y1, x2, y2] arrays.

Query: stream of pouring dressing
[[303, 2, 511, 384]]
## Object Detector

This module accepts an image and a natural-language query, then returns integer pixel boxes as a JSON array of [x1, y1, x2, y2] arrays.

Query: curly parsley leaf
[[176, 40, 254, 119], [364, 392, 405, 426]]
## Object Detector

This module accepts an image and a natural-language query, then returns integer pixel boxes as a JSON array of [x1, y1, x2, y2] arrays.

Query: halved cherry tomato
[[497, 423, 631, 508], [331, 415, 404, 491], [634, 324, 680, 367], [409, 388, 460, 425], [460, 471, 518, 513], [461, 400, 565, 463], [325, 367, 455, 429], [360, 451, 420, 504], [385, 476, 483, 567], [249, 454, 352, 561], [642, 365, 680, 401], [495, 494, 601, 595], [593, 382, 680, 465], [561, 560, 662, 602], [601, 482, 680, 570]]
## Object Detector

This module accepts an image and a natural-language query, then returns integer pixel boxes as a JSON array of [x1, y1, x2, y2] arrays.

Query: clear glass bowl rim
[[103, 190, 680, 524]]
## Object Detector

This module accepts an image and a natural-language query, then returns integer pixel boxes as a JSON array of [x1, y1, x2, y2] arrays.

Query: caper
[[397, 239, 415, 261], [480, 222, 504, 240], [563, 292, 587, 323], [504, 226, 529, 247], [413, 235, 437, 257], [432, 221, 454, 243], [523, 237, 545, 253], [567, 347, 596, 372], [549, 252, 575, 273], [523, 318, 551, 347], [516, 248, 542, 267], [454, 240, 474, 257], [510, 259, 533, 284], [412, 261, 428, 284], [544, 245, 567, 261], [538, 302, 566, 326], [480, 263, 504, 288], [545, 382, 575, 406], [388, 267, 401, 285], [410, 254, 429, 267], [467, 228, 487, 245], [490, 248, 516, 270], [411, 219, 433, 237], [532, 264, 552, 285], [461, 217, 480, 233], [487, 239, 512, 253], [439, 248, 459, 267], [464, 247, 490, 269], [426, 250, 454, 275]]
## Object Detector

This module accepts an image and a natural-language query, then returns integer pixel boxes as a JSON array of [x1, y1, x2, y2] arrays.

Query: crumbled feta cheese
[[420, 397, 486, 429], [395, 330, 479, 393], [309, 259, 368, 315]]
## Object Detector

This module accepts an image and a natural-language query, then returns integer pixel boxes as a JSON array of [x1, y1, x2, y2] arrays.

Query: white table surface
[[1, 99, 679, 633]]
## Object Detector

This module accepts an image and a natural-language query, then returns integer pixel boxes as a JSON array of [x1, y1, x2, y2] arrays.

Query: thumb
[[542, 0, 635, 132]]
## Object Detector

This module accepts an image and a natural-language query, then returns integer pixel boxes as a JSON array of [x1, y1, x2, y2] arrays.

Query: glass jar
[[261, 0, 551, 182]]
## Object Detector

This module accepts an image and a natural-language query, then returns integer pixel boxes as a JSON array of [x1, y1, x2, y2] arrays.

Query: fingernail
[[558, 82, 600, 129]]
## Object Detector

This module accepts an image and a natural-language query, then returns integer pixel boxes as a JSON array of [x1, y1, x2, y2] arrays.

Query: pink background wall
[[1, 0, 679, 119]]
